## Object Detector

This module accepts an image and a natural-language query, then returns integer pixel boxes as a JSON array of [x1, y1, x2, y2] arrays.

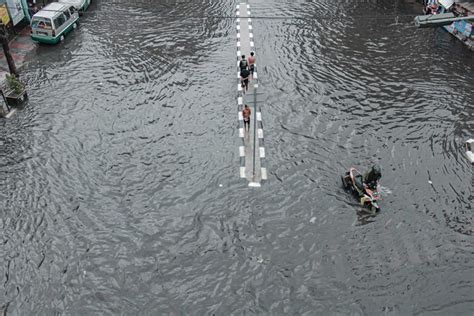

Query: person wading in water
[[243, 104, 251, 132], [240, 67, 250, 94], [248, 52, 256, 79], [239, 55, 248, 71]]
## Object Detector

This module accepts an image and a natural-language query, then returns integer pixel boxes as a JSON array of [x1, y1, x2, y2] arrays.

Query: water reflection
[[355, 208, 378, 226]]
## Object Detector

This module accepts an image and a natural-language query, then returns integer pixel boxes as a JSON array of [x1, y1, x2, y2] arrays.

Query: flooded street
[[1, 0, 473, 314]]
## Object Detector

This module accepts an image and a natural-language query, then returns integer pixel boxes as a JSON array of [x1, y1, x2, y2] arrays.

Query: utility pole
[[0, 23, 17, 77], [252, 86, 257, 180]]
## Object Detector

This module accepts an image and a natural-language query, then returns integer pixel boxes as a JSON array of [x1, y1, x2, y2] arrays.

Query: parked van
[[30, 3, 79, 44], [58, 0, 91, 15]]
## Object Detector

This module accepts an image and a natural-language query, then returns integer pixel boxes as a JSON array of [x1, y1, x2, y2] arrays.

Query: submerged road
[[0, 0, 472, 314]]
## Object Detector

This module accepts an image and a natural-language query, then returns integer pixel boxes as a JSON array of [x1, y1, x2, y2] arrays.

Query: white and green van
[[30, 3, 79, 45]]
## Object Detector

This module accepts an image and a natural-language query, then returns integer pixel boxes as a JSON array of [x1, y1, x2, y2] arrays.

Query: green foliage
[[5, 74, 24, 95]]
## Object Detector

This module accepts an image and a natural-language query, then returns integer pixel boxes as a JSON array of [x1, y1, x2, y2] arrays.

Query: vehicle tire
[[73, 23, 77, 29], [60, 35, 65, 42]]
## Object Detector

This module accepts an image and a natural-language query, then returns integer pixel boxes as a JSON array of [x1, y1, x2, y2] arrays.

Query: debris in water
[[310, 217, 317, 223], [428, 180, 432, 184]]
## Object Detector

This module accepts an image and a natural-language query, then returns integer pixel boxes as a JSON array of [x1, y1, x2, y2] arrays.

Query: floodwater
[[1, 0, 473, 314]]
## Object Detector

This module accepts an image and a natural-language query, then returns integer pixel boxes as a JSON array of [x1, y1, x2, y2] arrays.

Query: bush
[[5, 74, 24, 95]]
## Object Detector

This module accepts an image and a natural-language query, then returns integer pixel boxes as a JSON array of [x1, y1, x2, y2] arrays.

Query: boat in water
[[420, 0, 474, 50]]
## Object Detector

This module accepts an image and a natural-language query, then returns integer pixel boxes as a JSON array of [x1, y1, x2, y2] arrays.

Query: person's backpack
[[240, 59, 248, 69]]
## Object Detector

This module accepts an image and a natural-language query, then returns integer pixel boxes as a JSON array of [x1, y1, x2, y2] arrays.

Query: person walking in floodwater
[[240, 67, 250, 94], [239, 54, 248, 71], [243, 104, 251, 131], [248, 52, 256, 78]]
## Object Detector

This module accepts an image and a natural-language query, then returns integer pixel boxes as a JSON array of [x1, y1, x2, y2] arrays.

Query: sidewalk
[[0, 26, 37, 80]]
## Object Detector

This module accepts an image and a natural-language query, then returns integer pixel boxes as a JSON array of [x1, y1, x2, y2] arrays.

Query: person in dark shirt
[[240, 67, 250, 94], [28, 1, 39, 18], [239, 55, 248, 71], [363, 165, 381, 189]]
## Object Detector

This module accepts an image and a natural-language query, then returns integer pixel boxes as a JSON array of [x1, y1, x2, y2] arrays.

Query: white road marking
[[239, 146, 245, 157], [238, 97, 243, 105], [249, 25, 253, 30], [237, 84, 242, 91], [259, 147, 265, 158], [257, 129, 263, 138], [237, 41, 240, 47], [237, 25, 240, 30], [254, 84, 258, 88], [238, 111, 243, 120], [237, 50, 241, 56], [239, 128, 244, 138], [261, 168, 268, 180], [249, 33, 253, 38], [236, 11, 240, 16], [253, 72, 258, 79], [250, 41, 254, 47], [249, 182, 261, 187], [257, 112, 262, 121], [240, 167, 246, 178], [248, 18, 251, 22], [237, 33, 240, 38]]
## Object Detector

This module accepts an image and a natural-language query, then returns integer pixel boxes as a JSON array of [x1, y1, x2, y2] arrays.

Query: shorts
[[241, 78, 249, 87], [249, 65, 254, 74], [244, 118, 250, 127]]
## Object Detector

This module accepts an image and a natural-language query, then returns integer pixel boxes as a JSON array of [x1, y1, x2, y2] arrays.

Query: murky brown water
[[0, 0, 473, 314]]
